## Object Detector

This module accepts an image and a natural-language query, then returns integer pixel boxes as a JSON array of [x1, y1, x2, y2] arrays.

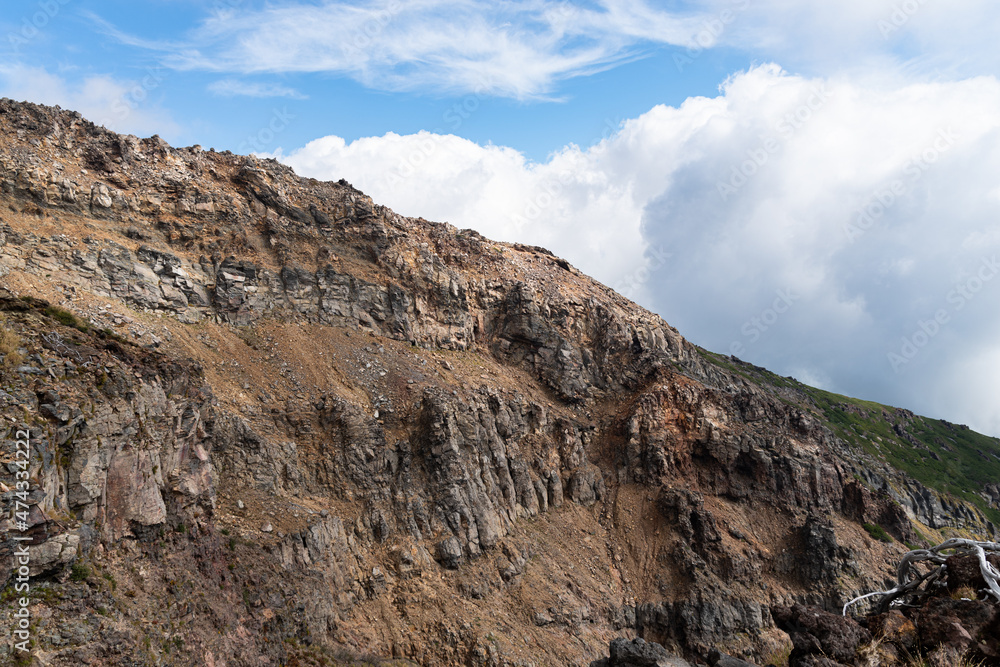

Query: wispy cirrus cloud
[[207, 78, 307, 99], [699, 0, 1000, 77], [114, 0, 710, 99], [80, 0, 1000, 103]]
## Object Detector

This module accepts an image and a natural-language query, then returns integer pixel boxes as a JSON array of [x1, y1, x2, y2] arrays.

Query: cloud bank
[[278, 65, 1000, 436]]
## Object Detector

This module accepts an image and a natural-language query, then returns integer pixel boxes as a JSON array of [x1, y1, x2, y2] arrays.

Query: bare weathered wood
[[843, 538, 1000, 615]]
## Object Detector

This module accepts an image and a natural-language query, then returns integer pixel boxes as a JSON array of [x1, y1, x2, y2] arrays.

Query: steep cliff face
[[0, 99, 997, 666]]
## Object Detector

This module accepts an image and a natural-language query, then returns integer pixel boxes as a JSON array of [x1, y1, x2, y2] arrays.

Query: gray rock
[[435, 536, 463, 569], [591, 637, 691, 667], [772, 605, 871, 665], [2, 98, 996, 667], [533, 611, 554, 626], [30, 532, 80, 575], [709, 649, 760, 667]]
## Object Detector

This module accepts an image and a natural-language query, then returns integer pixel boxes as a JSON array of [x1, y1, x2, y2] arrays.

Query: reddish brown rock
[[869, 609, 918, 652], [946, 553, 1000, 594], [916, 598, 997, 653], [772, 604, 871, 664]]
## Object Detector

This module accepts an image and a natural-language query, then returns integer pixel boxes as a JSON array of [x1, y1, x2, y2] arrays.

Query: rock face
[[590, 637, 693, 667], [774, 596, 1000, 667], [773, 605, 872, 666], [0, 99, 997, 666]]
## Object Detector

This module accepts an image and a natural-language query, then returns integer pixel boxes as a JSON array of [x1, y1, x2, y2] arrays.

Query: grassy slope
[[696, 349, 1000, 527]]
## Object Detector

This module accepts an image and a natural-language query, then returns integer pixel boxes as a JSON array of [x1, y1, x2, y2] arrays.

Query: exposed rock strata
[[0, 99, 996, 666]]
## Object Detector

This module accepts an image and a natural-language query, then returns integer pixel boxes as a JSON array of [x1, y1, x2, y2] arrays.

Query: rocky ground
[[590, 548, 1000, 667], [0, 99, 997, 666]]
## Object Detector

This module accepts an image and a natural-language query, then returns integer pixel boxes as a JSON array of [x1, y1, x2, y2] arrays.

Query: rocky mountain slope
[[0, 99, 998, 666]]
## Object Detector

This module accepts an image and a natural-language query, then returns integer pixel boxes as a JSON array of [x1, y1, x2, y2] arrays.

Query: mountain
[[0, 98, 997, 666]]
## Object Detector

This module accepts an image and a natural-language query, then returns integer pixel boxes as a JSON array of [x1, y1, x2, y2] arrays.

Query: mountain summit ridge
[[0, 98, 997, 666]]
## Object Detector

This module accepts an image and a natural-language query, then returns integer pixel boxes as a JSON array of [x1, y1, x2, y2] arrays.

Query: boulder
[[772, 604, 871, 664], [589, 638, 692, 667], [435, 536, 464, 569], [868, 609, 917, 652], [915, 598, 997, 654]]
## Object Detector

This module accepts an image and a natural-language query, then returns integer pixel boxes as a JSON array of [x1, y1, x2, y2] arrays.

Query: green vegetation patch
[[692, 350, 1000, 528], [803, 387, 1000, 526], [70, 562, 91, 582], [44, 305, 90, 332], [863, 523, 893, 543]]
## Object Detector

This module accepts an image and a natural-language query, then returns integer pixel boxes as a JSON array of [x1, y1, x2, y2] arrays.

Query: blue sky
[[4, 1, 1000, 436], [0, 0, 750, 158]]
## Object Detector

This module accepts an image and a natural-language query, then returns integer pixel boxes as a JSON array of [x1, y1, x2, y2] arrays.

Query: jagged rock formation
[[775, 587, 1000, 666], [0, 99, 998, 666], [589, 637, 693, 666]]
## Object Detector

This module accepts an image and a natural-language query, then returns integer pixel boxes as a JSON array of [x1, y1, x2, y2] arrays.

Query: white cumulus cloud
[[278, 65, 1000, 435]]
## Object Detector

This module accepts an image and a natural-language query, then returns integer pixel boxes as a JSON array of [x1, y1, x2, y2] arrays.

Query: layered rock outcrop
[[0, 99, 997, 666]]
